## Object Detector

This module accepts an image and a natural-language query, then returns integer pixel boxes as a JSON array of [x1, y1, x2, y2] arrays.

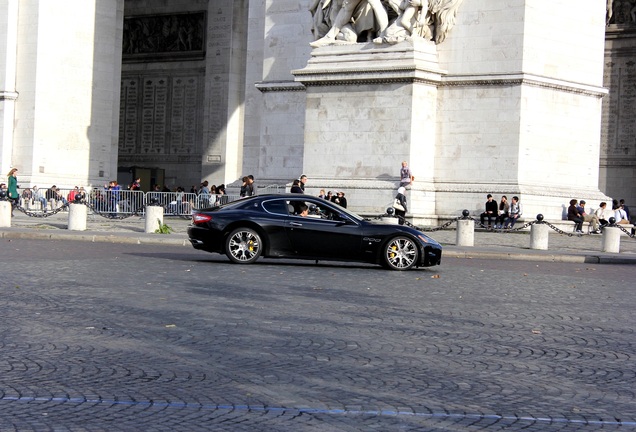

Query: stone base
[[291, 38, 609, 225]]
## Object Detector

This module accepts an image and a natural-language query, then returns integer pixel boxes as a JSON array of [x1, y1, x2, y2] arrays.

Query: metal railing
[[14, 188, 249, 219]]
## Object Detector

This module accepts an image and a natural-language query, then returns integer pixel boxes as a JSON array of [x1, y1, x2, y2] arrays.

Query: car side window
[[306, 202, 341, 221], [261, 199, 288, 216]]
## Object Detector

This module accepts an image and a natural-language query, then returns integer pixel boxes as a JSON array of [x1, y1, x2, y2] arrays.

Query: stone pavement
[[3, 210, 636, 264]]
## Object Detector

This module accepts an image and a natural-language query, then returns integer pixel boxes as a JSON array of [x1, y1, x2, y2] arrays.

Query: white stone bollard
[[456, 219, 474, 247], [145, 205, 164, 233], [67, 203, 88, 231], [602, 227, 621, 253], [530, 223, 549, 250], [0, 201, 12, 227]]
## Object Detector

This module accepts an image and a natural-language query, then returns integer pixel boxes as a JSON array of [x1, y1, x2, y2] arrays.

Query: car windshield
[[324, 202, 362, 221]]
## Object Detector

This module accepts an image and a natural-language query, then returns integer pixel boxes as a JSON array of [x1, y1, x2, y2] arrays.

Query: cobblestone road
[[1, 239, 635, 431]]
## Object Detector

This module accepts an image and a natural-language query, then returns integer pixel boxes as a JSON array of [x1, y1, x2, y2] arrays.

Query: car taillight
[[192, 213, 212, 225]]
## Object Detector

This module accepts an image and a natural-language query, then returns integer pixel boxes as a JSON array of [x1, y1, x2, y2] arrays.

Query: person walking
[[394, 186, 408, 225], [7, 168, 19, 216]]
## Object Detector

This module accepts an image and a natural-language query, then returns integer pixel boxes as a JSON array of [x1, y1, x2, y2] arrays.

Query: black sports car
[[187, 194, 442, 270]]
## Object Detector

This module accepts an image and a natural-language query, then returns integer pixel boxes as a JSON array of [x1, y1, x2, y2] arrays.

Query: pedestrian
[[239, 176, 249, 197], [32, 185, 47, 212], [567, 199, 584, 233], [399, 161, 413, 188], [619, 199, 630, 221], [215, 184, 228, 205], [130, 177, 141, 191], [199, 181, 210, 195], [393, 186, 408, 225], [595, 202, 610, 227], [246, 175, 257, 196], [479, 194, 498, 229], [299, 174, 308, 192], [7, 168, 19, 216], [576, 200, 600, 233], [290, 179, 303, 193], [496, 195, 509, 229], [503, 196, 523, 229], [333, 191, 347, 208]]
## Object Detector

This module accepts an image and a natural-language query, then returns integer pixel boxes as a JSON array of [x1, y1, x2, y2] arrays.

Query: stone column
[[602, 227, 621, 253], [0, 201, 11, 227], [145, 206, 164, 234], [456, 219, 474, 247], [67, 203, 87, 231], [11, 0, 123, 186], [0, 0, 19, 175], [530, 223, 549, 250]]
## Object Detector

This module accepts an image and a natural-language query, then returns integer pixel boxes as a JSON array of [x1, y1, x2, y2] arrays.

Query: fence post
[[0, 201, 11, 227], [145, 205, 163, 233], [68, 203, 88, 231], [602, 225, 621, 253], [530, 215, 549, 250], [456, 210, 474, 247]]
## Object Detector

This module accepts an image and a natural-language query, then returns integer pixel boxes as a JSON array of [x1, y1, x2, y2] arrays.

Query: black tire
[[225, 228, 262, 264], [382, 236, 419, 270]]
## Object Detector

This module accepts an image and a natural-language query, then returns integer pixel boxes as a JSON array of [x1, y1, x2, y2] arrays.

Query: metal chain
[[14, 203, 70, 218], [537, 220, 580, 237], [610, 224, 636, 239], [463, 215, 537, 232], [373, 212, 635, 240]]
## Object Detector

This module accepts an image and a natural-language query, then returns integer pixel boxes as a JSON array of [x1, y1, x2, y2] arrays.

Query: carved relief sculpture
[[122, 12, 206, 57], [309, 0, 464, 46], [607, 0, 636, 25], [310, 0, 390, 47]]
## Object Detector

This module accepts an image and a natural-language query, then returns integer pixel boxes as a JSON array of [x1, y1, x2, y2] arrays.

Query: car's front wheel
[[225, 228, 262, 264], [383, 236, 419, 270]]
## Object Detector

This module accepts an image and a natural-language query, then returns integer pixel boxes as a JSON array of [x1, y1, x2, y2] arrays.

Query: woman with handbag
[[393, 186, 408, 225]]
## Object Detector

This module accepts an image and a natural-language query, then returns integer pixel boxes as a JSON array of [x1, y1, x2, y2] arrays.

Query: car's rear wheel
[[225, 228, 262, 264], [383, 236, 419, 270]]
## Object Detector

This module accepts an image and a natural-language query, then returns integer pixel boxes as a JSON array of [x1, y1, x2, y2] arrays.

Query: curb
[[443, 250, 636, 264], [0, 229, 190, 247]]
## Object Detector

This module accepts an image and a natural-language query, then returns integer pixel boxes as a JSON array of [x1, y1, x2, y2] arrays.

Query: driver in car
[[298, 204, 309, 217]]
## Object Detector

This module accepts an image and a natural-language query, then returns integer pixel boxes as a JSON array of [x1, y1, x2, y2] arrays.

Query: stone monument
[[602, 0, 636, 208], [293, 0, 610, 223]]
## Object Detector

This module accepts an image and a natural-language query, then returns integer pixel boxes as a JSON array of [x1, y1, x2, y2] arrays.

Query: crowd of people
[[567, 198, 631, 233], [477, 194, 523, 229], [289, 173, 349, 209], [2, 165, 634, 228], [394, 161, 634, 232]]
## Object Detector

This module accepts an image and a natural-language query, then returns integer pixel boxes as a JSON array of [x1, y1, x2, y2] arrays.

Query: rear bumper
[[187, 225, 223, 253]]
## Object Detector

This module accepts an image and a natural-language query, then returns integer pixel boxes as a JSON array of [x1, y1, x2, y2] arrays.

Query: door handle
[[289, 222, 303, 227]]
